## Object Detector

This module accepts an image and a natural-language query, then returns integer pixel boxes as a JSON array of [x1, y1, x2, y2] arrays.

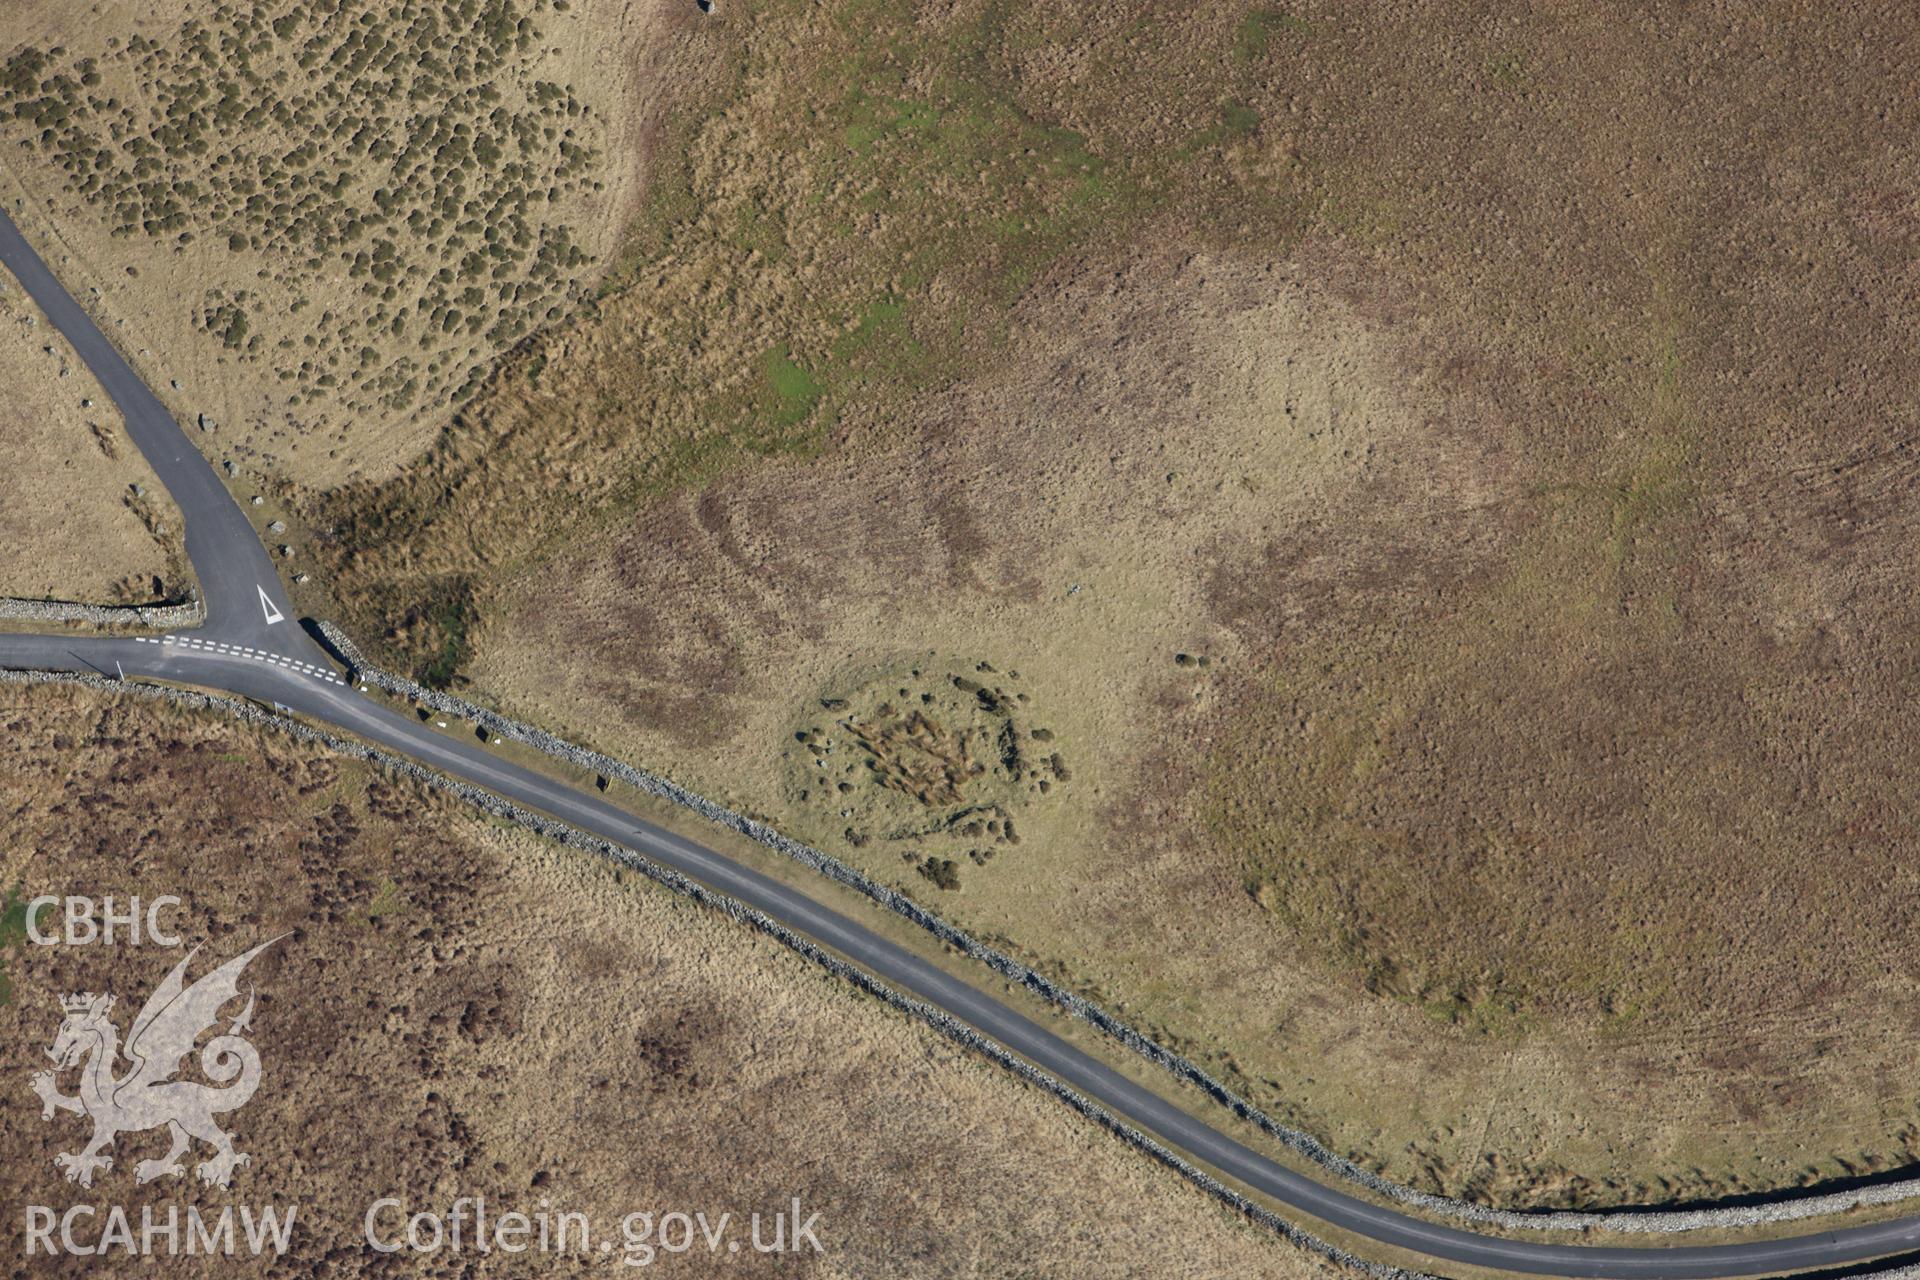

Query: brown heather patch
[[1173, 0, 1920, 1206], [0, 683, 1336, 1279], [1197, 0, 1920, 1040]]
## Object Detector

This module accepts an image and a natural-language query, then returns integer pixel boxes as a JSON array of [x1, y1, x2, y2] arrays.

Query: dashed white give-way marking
[[137, 635, 345, 685], [257, 584, 284, 625]]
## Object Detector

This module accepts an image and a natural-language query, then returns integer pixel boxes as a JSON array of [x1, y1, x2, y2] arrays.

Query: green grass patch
[[1595, 446, 1693, 569], [1221, 102, 1262, 136], [1183, 101, 1263, 157], [1235, 8, 1315, 60], [832, 296, 931, 387], [357, 574, 480, 690], [419, 582, 474, 690], [764, 346, 824, 426], [359, 877, 403, 925], [842, 90, 943, 153], [0, 887, 51, 1006], [1485, 52, 1527, 90]]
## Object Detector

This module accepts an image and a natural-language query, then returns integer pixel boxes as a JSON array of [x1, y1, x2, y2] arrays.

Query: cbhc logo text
[[25, 896, 182, 947]]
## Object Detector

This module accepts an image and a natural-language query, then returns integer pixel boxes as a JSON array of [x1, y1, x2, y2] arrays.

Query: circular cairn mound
[[783, 659, 1071, 890]]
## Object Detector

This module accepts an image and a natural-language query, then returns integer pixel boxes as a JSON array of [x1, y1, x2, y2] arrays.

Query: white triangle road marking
[[258, 584, 284, 625]]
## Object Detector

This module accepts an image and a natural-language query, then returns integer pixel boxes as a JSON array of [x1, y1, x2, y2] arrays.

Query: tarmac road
[[3, 205, 1916, 1279], [0, 211, 322, 657]]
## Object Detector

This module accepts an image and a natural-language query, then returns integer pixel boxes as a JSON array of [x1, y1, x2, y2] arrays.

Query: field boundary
[[0, 596, 202, 629]]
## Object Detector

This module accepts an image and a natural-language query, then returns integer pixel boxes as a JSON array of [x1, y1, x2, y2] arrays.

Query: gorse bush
[[0, 0, 604, 418]]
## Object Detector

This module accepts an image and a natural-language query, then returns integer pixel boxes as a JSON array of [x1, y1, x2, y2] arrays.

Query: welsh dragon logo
[[27, 938, 283, 1188]]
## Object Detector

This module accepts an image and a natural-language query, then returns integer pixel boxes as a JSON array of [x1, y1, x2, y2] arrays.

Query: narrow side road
[[0, 208, 319, 656]]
